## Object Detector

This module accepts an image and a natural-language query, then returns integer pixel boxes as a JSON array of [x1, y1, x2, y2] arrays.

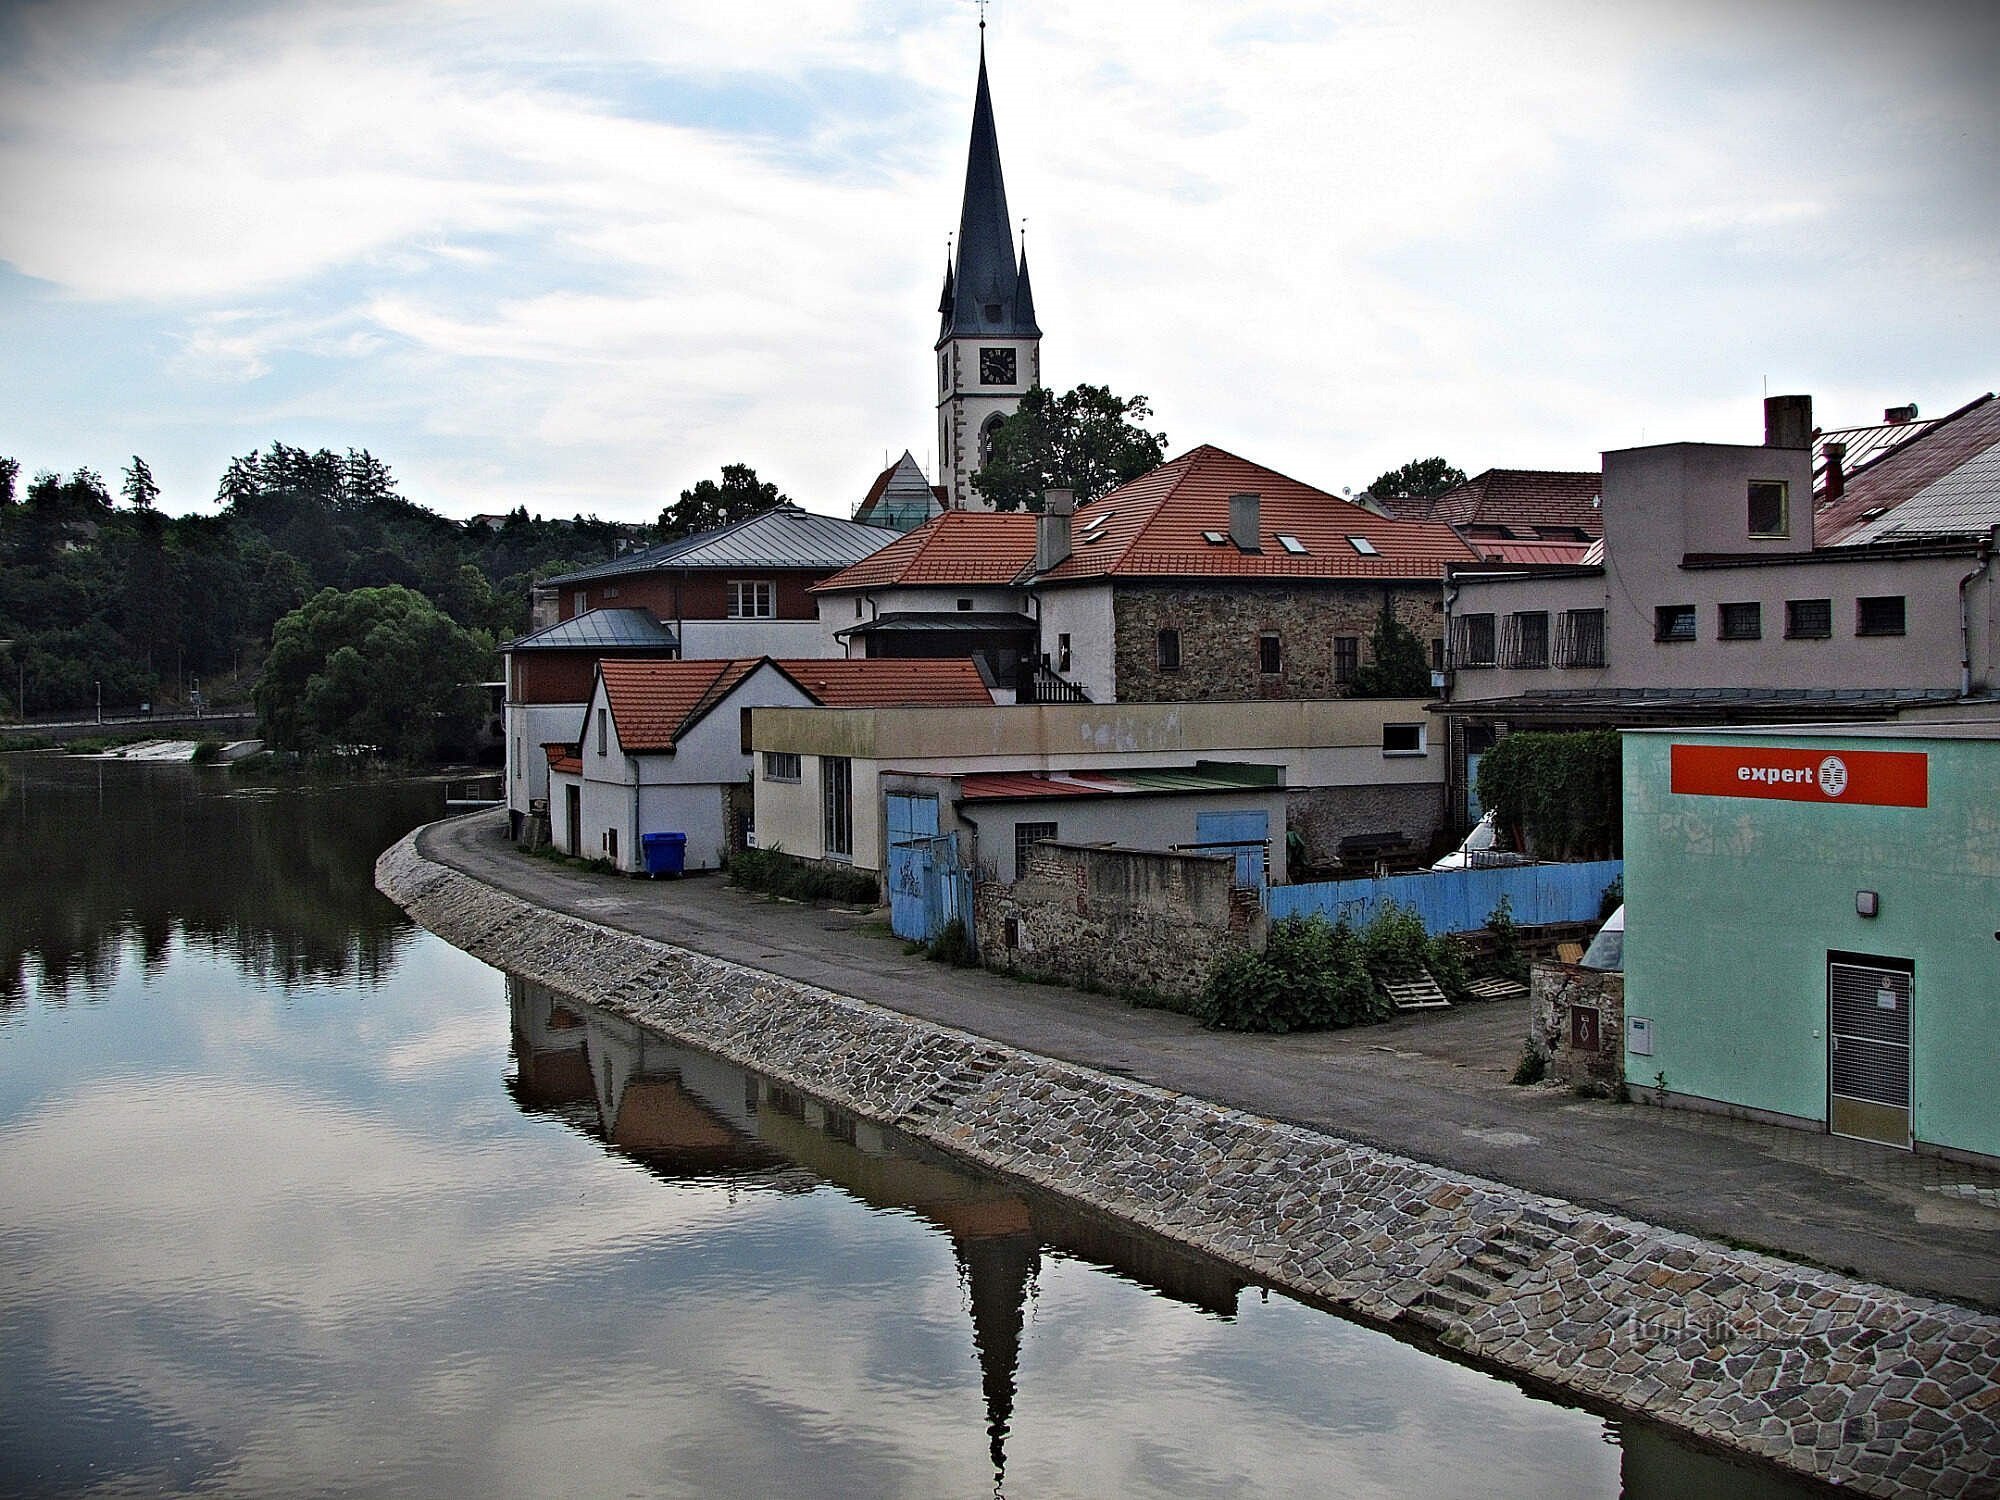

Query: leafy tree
[[255, 585, 492, 763], [1364, 457, 1466, 506], [121, 456, 160, 510], [972, 383, 1168, 512], [0, 456, 18, 507], [1475, 729, 1623, 859], [1346, 603, 1432, 697], [658, 463, 788, 539]]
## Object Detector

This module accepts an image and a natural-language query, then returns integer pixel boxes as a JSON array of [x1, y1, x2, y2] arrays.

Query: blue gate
[[1195, 809, 1269, 888], [886, 793, 938, 941]]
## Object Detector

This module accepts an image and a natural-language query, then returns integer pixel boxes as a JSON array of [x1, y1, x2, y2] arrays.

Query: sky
[[1, 0, 1995, 524]]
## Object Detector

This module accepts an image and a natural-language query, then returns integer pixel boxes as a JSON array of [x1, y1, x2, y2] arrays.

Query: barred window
[[1332, 635, 1360, 683], [1554, 609, 1605, 668], [1785, 599, 1831, 640], [1500, 611, 1550, 669], [1453, 613, 1496, 668], [1718, 601, 1762, 641], [1655, 604, 1696, 642], [820, 756, 852, 859], [1157, 628, 1182, 670], [1014, 821, 1059, 877], [1856, 596, 1906, 637], [1258, 632, 1282, 674]]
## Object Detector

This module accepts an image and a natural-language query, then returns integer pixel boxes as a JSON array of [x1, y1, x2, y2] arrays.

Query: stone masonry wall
[[1531, 963, 1628, 1091], [1113, 580, 1443, 701], [378, 826, 2000, 1499], [974, 841, 1265, 1008], [1287, 781, 1446, 870]]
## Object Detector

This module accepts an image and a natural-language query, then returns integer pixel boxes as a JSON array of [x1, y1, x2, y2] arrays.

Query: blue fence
[[1267, 859, 1623, 935]]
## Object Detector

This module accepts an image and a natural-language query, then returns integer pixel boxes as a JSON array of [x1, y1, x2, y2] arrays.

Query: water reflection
[[509, 977, 1249, 1493], [0, 755, 438, 1003]]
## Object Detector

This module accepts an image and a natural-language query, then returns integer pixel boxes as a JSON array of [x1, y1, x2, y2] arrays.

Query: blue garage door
[[1196, 809, 1268, 888]]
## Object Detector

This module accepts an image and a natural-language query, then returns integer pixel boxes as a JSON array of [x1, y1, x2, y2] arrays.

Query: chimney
[[1884, 403, 1919, 425], [1035, 488, 1074, 573], [1229, 492, 1262, 551], [1764, 394, 1813, 449], [1823, 440, 1846, 501]]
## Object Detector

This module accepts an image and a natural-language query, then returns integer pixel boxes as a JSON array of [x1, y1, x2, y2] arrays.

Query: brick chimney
[[1764, 394, 1813, 449], [1229, 492, 1262, 552], [1824, 440, 1846, 501], [1035, 488, 1074, 573]]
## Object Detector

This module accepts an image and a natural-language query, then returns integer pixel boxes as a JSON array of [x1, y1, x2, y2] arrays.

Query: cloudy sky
[[1, 0, 1995, 523]]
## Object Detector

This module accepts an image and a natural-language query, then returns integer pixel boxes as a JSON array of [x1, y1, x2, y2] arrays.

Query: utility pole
[[96, 679, 103, 723]]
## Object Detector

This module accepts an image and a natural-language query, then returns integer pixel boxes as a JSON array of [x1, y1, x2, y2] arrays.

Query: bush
[[1474, 729, 1622, 859], [1511, 1043, 1547, 1086], [1482, 896, 1529, 985], [924, 918, 977, 967], [1599, 876, 1624, 920], [191, 738, 224, 764], [725, 846, 879, 906], [1196, 915, 1379, 1033]]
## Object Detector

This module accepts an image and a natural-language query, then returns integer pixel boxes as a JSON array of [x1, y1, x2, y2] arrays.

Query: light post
[[96, 679, 103, 724]]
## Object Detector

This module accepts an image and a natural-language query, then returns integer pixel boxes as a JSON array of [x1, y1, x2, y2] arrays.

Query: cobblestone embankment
[[377, 830, 2000, 1498]]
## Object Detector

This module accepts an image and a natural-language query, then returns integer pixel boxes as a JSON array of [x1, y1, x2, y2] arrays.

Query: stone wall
[[1530, 963, 1627, 1091], [1112, 580, 1443, 702], [973, 842, 1265, 1008], [1287, 781, 1446, 870], [378, 826, 2000, 1499]]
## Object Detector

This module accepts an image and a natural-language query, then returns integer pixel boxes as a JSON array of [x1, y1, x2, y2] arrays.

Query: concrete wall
[[957, 787, 1290, 884], [1034, 583, 1116, 701], [1622, 724, 2000, 1162], [750, 699, 1445, 873], [1106, 580, 1445, 703], [678, 619, 838, 660], [507, 700, 587, 822], [975, 841, 1266, 1007]]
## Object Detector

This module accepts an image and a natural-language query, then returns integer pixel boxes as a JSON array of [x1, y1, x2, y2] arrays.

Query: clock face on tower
[[979, 346, 1016, 386]]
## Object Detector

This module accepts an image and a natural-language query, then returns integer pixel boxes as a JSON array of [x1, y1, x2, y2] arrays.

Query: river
[[0, 755, 1818, 1497]]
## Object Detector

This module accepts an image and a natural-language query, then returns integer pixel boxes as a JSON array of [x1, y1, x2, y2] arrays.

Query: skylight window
[[1347, 536, 1380, 556], [1081, 511, 1110, 533], [1202, 530, 1228, 545], [1277, 534, 1307, 554]]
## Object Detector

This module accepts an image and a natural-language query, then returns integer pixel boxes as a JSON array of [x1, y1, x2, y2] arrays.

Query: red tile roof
[[812, 511, 1037, 591], [1815, 393, 1999, 543], [1378, 468, 1604, 537], [1031, 444, 1479, 583], [544, 744, 582, 775], [600, 658, 766, 753], [771, 657, 993, 707]]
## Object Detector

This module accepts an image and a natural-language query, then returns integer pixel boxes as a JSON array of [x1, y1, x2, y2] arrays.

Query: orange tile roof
[[812, 511, 1037, 591], [1030, 444, 1480, 583], [544, 743, 582, 775], [599, 658, 765, 753], [772, 657, 993, 707]]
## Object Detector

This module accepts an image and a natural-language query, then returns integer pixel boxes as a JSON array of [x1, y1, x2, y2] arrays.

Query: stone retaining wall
[[1531, 962, 1628, 1091], [378, 828, 2000, 1499]]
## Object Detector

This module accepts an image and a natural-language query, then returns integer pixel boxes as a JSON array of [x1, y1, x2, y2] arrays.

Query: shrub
[[1353, 899, 1474, 1003], [725, 846, 879, 906], [1196, 915, 1379, 1032], [1511, 1043, 1547, 1086], [1599, 876, 1624, 920], [1482, 895, 1529, 985], [1474, 729, 1622, 859], [191, 739, 224, 764], [924, 918, 977, 968]]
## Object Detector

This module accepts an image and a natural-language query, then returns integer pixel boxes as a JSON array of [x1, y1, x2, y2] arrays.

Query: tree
[[1364, 457, 1466, 506], [121, 456, 160, 510], [972, 383, 1168, 512], [255, 585, 492, 763], [1346, 604, 1432, 697], [658, 463, 788, 539], [0, 456, 18, 507]]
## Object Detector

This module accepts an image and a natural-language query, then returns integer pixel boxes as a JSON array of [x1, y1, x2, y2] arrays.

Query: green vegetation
[[1196, 902, 1473, 1033], [923, 917, 978, 968], [1345, 603, 1433, 698], [1511, 1043, 1547, 1086], [1481, 896, 1529, 986], [725, 846, 880, 906], [255, 586, 491, 763], [1362, 456, 1466, 505], [658, 463, 789, 539], [1474, 728, 1622, 859], [972, 383, 1168, 512], [0, 443, 640, 721]]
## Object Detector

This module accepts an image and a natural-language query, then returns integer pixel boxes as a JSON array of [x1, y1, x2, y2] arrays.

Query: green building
[[1622, 719, 2000, 1166]]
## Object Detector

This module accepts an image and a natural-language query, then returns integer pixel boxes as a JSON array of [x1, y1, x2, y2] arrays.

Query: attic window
[[1347, 536, 1380, 556], [1081, 511, 1110, 532], [1202, 530, 1228, 545], [1276, 534, 1307, 555]]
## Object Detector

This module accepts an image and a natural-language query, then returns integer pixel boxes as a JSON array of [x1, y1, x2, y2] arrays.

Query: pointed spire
[[946, 36, 1039, 339], [1013, 238, 1037, 340], [938, 248, 956, 340]]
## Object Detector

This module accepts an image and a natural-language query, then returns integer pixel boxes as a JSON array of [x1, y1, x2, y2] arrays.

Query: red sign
[[1669, 744, 1928, 807]]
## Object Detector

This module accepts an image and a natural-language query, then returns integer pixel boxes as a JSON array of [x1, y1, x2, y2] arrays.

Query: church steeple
[[934, 30, 1044, 511]]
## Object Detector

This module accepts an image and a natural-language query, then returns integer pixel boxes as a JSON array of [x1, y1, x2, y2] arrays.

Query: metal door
[[1195, 810, 1268, 888], [886, 794, 940, 942], [1828, 957, 1913, 1149], [565, 785, 582, 857]]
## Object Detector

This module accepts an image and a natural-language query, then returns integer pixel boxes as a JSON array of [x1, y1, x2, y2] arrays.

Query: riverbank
[[379, 813, 2000, 1498]]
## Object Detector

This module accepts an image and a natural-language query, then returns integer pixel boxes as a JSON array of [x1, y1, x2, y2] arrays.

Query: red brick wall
[[558, 569, 821, 622]]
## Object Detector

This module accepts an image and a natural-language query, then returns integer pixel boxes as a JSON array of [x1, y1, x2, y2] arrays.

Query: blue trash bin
[[640, 831, 687, 877]]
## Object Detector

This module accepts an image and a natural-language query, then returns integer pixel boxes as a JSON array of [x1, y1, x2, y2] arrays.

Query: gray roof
[[939, 42, 1039, 342], [836, 610, 1035, 638], [542, 505, 895, 587], [853, 451, 945, 533], [1838, 444, 2000, 545], [504, 608, 680, 653]]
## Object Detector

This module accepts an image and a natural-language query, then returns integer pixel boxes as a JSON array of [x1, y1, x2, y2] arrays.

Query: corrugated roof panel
[[505, 608, 679, 652], [545, 505, 896, 585]]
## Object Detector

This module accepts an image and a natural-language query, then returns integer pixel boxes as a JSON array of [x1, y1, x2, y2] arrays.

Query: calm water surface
[[0, 755, 1817, 1498]]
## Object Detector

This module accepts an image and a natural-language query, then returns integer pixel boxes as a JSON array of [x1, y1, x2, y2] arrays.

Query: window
[[1347, 536, 1380, 556], [1718, 601, 1762, 641], [979, 413, 1005, 466], [1057, 633, 1071, 673], [1277, 534, 1308, 554], [1430, 637, 1446, 671], [1202, 530, 1228, 545], [1500, 611, 1550, 668], [1382, 723, 1426, 755], [1156, 627, 1181, 671], [1333, 635, 1360, 684], [1747, 480, 1789, 538], [728, 580, 775, 619], [606, 827, 618, 864], [1258, 632, 1282, 674], [1856, 596, 1906, 636], [513, 735, 521, 778], [596, 706, 608, 756], [1554, 609, 1606, 668], [1454, 612, 1496, 667], [855, 598, 864, 618], [739, 706, 753, 753], [1785, 598, 1832, 640], [762, 751, 801, 782], [1014, 821, 1059, 875], [957, 598, 974, 611], [820, 756, 852, 859], [572, 590, 588, 615], [1655, 604, 1696, 642]]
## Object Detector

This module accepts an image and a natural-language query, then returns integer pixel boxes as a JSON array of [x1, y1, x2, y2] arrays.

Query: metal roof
[[1836, 443, 2000, 545], [957, 762, 1283, 803], [543, 505, 896, 586], [941, 42, 1039, 341], [504, 608, 680, 653], [836, 610, 1036, 637], [1438, 687, 1960, 723]]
